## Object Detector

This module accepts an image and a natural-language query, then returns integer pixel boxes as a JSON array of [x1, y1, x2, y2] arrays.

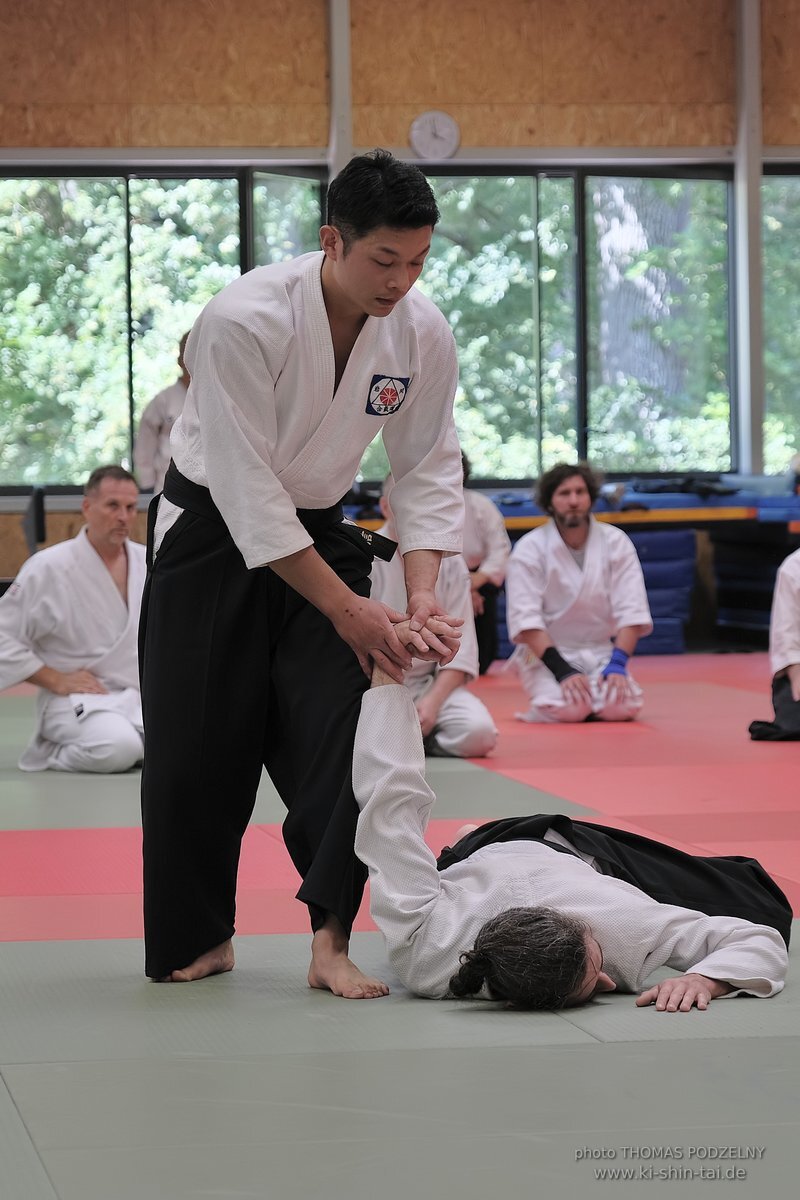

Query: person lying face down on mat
[[354, 637, 791, 1011]]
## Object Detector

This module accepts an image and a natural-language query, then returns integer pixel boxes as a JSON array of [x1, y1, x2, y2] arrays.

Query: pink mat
[[468, 656, 800, 909], [0, 818, 470, 942], [2, 654, 797, 941]]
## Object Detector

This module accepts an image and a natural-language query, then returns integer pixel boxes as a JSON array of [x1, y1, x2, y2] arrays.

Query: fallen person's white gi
[[353, 686, 788, 1000], [0, 529, 146, 772]]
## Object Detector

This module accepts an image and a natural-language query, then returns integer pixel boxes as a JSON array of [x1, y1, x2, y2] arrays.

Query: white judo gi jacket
[[505, 516, 652, 707], [353, 686, 788, 1000], [0, 529, 146, 770], [160, 251, 463, 569]]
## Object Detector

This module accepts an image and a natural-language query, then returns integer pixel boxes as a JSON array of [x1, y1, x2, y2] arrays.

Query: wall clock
[[408, 110, 461, 160]]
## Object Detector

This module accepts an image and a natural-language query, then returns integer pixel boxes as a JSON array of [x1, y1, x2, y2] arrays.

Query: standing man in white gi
[[133, 332, 190, 493], [461, 452, 511, 673], [140, 150, 464, 997], [749, 545, 800, 740], [506, 462, 652, 723], [0, 466, 145, 772], [371, 478, 497, 758]]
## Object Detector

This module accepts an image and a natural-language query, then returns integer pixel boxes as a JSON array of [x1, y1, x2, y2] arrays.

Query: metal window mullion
[[124, 177, 135, 468], [575, 169, 589, 461], [240, 167, 255, 275]]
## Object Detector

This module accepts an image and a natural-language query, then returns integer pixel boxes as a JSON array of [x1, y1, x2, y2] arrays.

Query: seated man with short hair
[[370, 480, 497, 757], [354, 655, 790, 1010], [506, 462, 652, 723], [749, 546, 800, 741], [0, 466, 146, 772]]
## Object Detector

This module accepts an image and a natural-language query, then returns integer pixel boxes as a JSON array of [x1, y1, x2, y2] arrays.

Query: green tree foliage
[[0, 178, 128, 483], [586, 176, 732, 473]]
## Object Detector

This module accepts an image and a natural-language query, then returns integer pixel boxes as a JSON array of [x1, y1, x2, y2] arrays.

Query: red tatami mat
[[0, 818, 470, 942]]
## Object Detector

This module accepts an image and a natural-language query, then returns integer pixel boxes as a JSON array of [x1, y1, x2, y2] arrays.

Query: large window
[[762, 175, 800, 474], [7, 163, 793, 486], [585, 174, 732, 473]]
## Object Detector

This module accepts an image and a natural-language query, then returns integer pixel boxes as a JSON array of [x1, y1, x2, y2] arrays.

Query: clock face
[[409, 110, 460, 160]]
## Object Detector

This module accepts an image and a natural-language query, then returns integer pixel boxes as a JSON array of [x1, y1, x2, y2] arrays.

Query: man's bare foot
[[308, 919, 389, 999], [155, 938, 235, 983]]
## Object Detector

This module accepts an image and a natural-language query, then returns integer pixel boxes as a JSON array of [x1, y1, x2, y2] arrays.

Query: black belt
[[336, 521, 397, 562], [161, 462, 397, 561]]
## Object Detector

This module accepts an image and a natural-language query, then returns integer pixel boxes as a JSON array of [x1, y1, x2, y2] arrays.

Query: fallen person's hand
[[406, 594, 463, 665], [635, 973, 734, 1012], [393, 616, 462, 664]]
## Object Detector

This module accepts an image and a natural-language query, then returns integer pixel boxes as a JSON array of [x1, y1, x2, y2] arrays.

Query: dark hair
[[461, 450, 471, 483], [449, 907, 589, 1009], [84, 465, 138, 496], [326, 149, 440, 249], [536, 462, 599, 513]]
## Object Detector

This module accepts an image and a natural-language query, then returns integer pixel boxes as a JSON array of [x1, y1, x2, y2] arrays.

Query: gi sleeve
[[0, 563, 52, 689], [637, 901, 788, 998], [504, 532, 548, 641], [353, 686, 444, 952], [381, 322, 463, 557], [185, 313, 313, 568], [607, 530, 653, 636]]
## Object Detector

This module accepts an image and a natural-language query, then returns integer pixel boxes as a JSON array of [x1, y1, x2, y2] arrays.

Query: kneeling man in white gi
[[506, 462, 652, 723], [0, 466, 146, 772], [370, 479, 497, 757]]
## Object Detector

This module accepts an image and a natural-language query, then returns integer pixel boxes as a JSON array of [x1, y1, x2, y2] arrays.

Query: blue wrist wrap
[[602, 647, 629, 677]]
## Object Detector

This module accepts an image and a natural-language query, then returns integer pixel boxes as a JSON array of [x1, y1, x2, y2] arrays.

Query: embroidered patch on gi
[[366, 375, 410, 416]]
